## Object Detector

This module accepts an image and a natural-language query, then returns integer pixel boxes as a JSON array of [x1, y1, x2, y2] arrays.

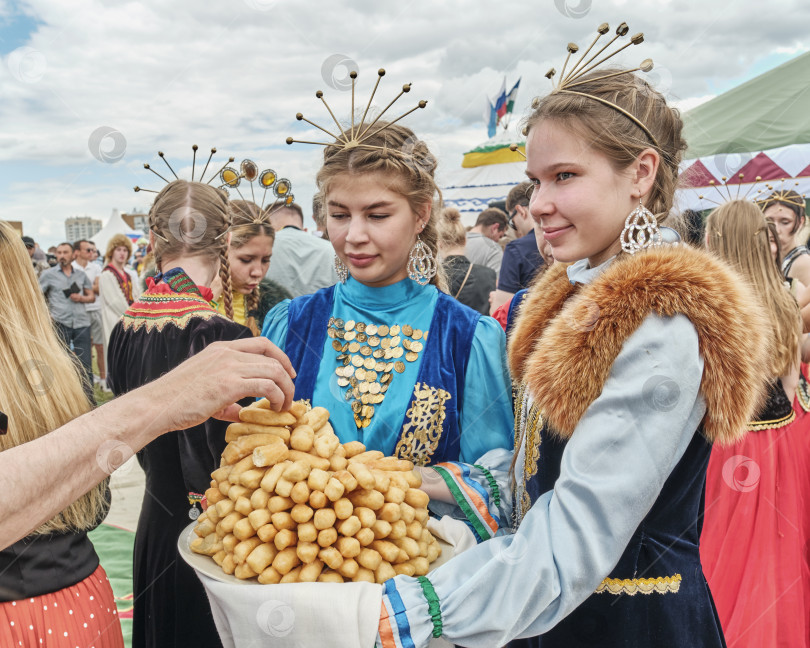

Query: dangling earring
[[407, 236, 437, 286], [334, 255, 348, 283], [620, 199, 662, 255]]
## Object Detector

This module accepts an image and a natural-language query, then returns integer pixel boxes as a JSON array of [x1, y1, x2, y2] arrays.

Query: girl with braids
[[107, 180, 252, 648], [369, 34, 770, 648], [700, 200, 810, 648], [262, 121, 513, 465], [215, 200, 291, 335], [0, 220, 123, 647]]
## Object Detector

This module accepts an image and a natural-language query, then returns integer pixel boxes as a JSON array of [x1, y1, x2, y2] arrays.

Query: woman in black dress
[[108, 180, 251, 648], [438, 207, 496, 315]]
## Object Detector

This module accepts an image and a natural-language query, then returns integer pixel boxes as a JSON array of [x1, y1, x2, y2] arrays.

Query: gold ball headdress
[[697, 174, 766, 207], [756, 178, 807, 213], [286, 68, 429, 152], [525, 22, 656, 148]]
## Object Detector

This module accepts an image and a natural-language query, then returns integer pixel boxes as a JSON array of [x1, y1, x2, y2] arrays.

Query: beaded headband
[[538, 22, 658, 149], [286, 68, 428, 152]]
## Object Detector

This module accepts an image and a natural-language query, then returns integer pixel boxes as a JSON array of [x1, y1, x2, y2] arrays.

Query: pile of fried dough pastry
[[191, 399, 441, 584]]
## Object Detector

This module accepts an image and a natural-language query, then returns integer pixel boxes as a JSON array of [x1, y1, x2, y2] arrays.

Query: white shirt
[[265, 227, 338, 298], [72, 260, 101, 311]]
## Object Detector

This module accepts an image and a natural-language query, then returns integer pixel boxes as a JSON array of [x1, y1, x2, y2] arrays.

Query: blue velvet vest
[[510, 414, 726, 648], [285, 285, 480, 464]]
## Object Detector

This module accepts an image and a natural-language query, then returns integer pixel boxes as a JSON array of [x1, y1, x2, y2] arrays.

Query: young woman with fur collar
[[373, 43, 770, 648]]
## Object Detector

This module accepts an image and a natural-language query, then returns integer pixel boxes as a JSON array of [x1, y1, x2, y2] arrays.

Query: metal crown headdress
[[134, 145, 236, 194], [542, 22, 657, 148], [698, 174, 766, 207], [217, 159, 294, 219], [756, 178, 807, 212], [286, 68, 428, 152]]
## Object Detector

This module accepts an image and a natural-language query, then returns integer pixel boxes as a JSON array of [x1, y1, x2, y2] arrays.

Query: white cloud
[[0, 0, 807, 246]]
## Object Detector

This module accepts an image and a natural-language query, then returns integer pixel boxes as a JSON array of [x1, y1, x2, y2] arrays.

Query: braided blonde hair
[[228, 200, 275, 335], [316, 121, 446, 291], [147, 180, 233, 314]]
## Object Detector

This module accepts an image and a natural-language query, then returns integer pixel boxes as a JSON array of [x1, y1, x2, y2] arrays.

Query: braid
[[245, 286, 260, 336], [219, 247, 234, 320]]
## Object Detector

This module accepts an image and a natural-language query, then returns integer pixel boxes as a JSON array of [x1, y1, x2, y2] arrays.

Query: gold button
[[344, 330, 356, 341], [394, 361, 406, 373], [357, 332, 368, 343], [363, 357, 375, 370], [390, 325, 400, 336], [403, 339, 412, 351], [366, 370, 378, 382], [356, 322, 366, 333], [369, 382, 381, 394], [360, 346, 372, 357], [412, 329, 423, 340], [368, 335, 380, 347], [351, 355, 363, 367], [374, 361, 385, 372], [390, 335, 401, 346], [345, 320, 356, 331], [327, 328, 337, 339], [355, 368, 366, 380], [348, 342, 361, 353], [392, 347, 404, 359], [334, 367, 344, 376], [366, 324, 378, 336], [381, 338, 391, 349], [411, 341, 424, 353], [405, 351, 419, 362], [372, 349, 384, 358], [402, 324, 413, 337], [337, 377, 349, 387], [332, 340, 343, 351], [377, 324, 389, 337]]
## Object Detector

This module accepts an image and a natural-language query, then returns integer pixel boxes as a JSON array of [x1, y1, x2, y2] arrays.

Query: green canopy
[[683, 50, 810, 158]]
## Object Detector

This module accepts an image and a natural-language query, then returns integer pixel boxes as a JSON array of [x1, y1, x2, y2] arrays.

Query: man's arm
[[0, 337, 296, 548]]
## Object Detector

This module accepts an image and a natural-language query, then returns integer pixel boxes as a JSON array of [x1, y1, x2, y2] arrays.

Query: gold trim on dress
[[747, 410, 795, 432], [596, 573, 682, 596], [797, 373, 810, 413], [394, 383, 450, 466]]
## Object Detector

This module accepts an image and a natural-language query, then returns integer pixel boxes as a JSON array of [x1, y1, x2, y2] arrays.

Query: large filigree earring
[[407, 236, 437, 286], [334, 255, 348, 283], [620, 199, 662, 254]]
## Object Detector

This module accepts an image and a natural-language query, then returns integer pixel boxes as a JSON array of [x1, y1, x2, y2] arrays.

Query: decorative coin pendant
[[189, 507, 200, 521]]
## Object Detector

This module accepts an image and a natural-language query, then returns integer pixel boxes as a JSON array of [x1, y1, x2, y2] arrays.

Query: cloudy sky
[[1, 0, 808, 247]]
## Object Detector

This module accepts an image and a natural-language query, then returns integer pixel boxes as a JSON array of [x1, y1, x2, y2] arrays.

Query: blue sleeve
[[260, 299, 292, 353], [377, 313, 706, 647], [496, 241, 522, 293], [459, 316, 514, 464]]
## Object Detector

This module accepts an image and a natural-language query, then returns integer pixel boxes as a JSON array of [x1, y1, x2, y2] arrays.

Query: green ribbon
[[417, 575, 443, 638]]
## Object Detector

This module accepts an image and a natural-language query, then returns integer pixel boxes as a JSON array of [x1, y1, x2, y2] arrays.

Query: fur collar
[[508, 245, 771, 445]]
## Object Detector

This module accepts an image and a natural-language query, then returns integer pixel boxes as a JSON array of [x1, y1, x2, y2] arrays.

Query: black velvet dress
[[107, 269, 251, 648]]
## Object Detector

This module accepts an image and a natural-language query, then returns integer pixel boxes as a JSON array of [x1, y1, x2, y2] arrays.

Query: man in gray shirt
[[466, 207, 508, 277], [39, 242, 95, 402], [266, 203, 338, 298]]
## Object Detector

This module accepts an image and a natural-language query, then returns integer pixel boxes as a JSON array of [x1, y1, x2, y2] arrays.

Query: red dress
[[701, 380, 810, 647]]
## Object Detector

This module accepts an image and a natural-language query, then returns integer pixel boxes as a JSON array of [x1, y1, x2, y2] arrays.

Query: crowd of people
[[2, 21, 810, 648]]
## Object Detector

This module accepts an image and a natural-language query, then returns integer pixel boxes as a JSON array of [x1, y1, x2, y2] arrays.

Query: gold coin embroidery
[[328, 319, 430, 429]]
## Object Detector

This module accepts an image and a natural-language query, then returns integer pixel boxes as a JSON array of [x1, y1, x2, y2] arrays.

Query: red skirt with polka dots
[[0, 564, 123, 648]]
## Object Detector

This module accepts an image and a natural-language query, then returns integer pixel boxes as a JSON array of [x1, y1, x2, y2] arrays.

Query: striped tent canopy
[[677, 50, 810, 211], [439, 129, 526, 227]]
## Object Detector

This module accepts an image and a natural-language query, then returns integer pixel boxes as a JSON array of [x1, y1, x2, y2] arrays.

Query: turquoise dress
[[262, 276, 513, 464]]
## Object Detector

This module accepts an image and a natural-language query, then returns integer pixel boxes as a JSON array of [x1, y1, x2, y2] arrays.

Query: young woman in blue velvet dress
[[262, 122, 513, 466]]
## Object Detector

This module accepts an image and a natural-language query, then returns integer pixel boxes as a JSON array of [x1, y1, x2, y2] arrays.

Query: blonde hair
[[0, 221, 109, 535], [524, 69, 687, 221], [316, 121, 446, 291], [706, 200, 800, 377], [228, 200, 275, 335], [104, 233, 133, 264], [438, 207, 466, 249], [148, 180, 233, 317]]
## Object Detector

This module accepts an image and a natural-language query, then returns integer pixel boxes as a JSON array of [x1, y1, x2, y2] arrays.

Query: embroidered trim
[[433, 464, 498, 542], [797, 373, 810, 413], [395, 383, 450, 466], [122, 291, 222, 332], [747, 410, 795, 431], [473, 464, 501, 509], [513, 383, 543, 527], [596, 573, 682, 596]]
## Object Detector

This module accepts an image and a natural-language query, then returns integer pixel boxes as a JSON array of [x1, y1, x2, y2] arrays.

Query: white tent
[[91, 209, 143, 254], [439, 130, 526, 228]]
